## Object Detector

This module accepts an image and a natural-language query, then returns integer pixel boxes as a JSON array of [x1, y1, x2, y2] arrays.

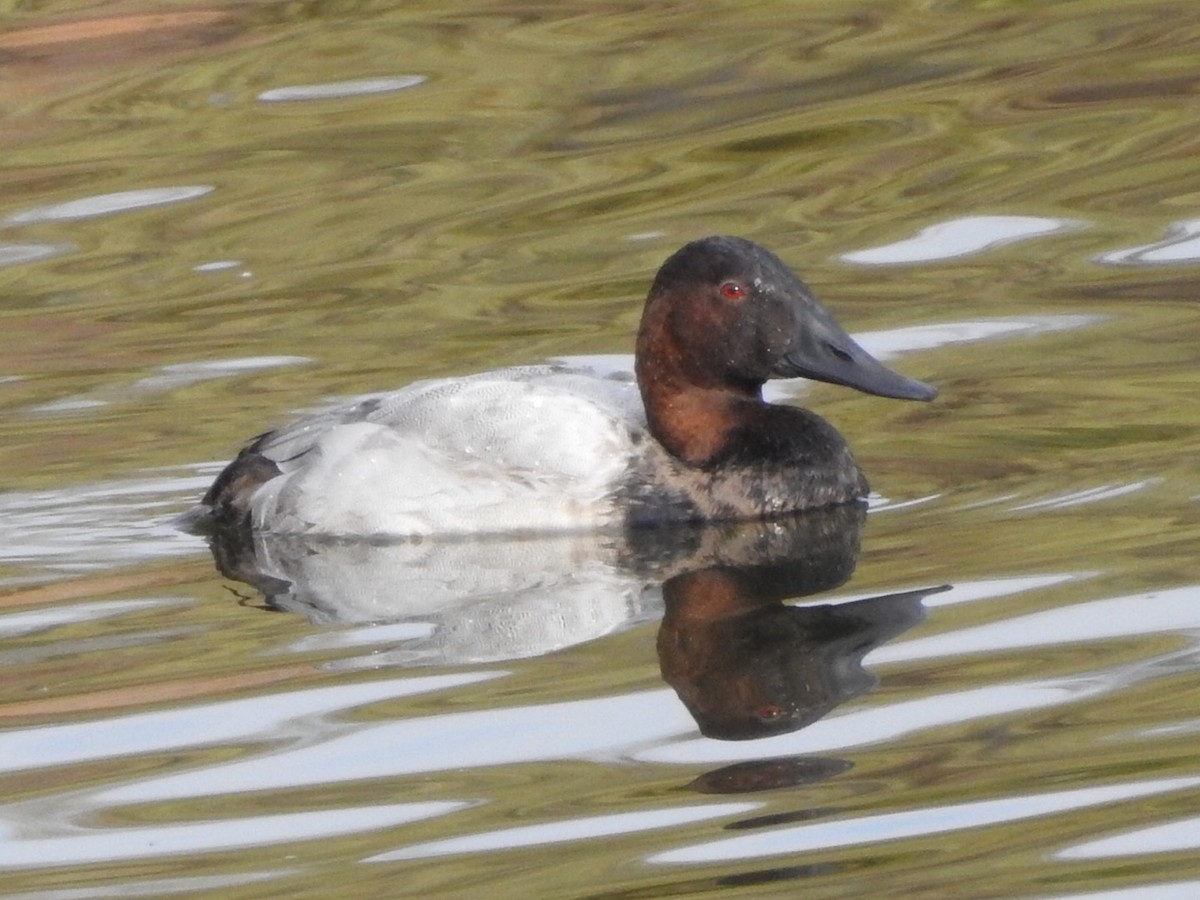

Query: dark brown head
[[634, 236, 935, 465]]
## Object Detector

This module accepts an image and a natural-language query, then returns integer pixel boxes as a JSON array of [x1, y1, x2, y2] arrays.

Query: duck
[[199, 236, 936, 537]]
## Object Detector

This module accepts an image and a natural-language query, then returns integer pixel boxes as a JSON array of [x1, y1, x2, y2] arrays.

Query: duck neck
[[636, 354, 764, 469]]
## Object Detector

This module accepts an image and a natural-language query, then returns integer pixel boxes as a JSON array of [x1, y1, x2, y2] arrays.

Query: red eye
[[719, 281, 745, 300]]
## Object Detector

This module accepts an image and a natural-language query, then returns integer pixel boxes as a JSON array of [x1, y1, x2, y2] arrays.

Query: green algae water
[[3, 1, 1200, 896]]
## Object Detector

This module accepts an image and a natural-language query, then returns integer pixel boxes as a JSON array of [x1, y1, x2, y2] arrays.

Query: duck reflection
[[201, 504, 941, 743]]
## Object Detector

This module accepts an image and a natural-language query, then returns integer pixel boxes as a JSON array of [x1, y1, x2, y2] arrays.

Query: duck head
[[636, 235, 937, 403]]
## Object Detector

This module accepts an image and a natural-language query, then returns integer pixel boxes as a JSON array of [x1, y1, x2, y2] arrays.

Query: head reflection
[[648, 505, 937, 742]]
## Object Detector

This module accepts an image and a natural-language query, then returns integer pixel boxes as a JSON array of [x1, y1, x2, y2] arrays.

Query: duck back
[[210, 366, 648, 536]]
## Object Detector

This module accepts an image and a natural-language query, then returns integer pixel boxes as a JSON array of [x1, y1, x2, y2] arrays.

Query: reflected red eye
[[719, 281, 745, 300]]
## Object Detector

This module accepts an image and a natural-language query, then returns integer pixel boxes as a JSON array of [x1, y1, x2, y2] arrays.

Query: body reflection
[[209, 525, 653, 665], [204, 506, 944, 742]]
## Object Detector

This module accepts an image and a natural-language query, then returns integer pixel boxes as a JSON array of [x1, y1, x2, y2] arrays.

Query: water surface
[[3, 1, 1200, 897]]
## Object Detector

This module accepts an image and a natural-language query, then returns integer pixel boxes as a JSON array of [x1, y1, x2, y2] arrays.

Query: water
[[3, 1, 1200, 896]]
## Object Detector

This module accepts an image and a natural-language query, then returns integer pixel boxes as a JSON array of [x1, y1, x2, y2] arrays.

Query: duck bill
[[776, 320, 937, 402]]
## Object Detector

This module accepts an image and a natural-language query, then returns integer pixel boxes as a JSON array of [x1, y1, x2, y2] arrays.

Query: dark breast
[[620, 406, 868, 528]]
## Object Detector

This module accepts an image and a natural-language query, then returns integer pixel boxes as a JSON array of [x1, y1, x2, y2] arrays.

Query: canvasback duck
[[200, 236, 936, 536]]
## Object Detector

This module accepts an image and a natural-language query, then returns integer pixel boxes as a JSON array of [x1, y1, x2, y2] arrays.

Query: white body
[[248, 365, 650, 537]]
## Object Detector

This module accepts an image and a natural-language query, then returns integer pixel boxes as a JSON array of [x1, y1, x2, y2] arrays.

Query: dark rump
[[201, 439, 282, 527]]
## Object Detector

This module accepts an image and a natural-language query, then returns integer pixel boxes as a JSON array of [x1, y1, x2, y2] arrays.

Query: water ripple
[[648, 776, 1200, 864]]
